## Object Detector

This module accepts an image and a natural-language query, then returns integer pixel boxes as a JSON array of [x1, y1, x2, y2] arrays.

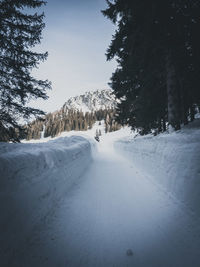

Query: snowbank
[[115, 119, 200, 217], [0, 136, 92, 260]]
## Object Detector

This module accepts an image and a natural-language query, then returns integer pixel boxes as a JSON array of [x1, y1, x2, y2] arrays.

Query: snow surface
[[115, 119, 200, 218], [0, 121, 200, 266], [0, 136, 92, 266]]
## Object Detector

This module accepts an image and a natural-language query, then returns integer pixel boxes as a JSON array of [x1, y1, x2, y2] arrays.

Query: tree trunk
[[158, 118, 162, 133], [190, 104, 195, 122], [166, 52, 181, 131], [179, 78, 188, 125], [162, 117, 166, 132]]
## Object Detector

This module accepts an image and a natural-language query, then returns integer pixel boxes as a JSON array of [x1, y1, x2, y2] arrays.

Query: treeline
[[25, 108, 121, 140], [103, 1, 200, 135]]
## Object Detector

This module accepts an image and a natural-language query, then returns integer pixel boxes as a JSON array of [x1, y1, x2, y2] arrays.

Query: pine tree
[[102, 0, 200, 133], [0, 0, 51, 142], [24, 107, 122, 140]]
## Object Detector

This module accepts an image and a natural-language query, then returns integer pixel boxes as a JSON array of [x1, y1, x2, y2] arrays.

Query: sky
[[30, 0, 117, 113]]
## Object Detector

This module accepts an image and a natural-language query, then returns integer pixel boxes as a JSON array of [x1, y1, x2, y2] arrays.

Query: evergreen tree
[[25, 107, 121, 139], [102, 0, 200, 133], [0, 0, 51, 142]]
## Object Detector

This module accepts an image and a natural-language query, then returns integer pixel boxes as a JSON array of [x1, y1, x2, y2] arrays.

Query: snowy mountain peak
[[62, 89, 117, 113]]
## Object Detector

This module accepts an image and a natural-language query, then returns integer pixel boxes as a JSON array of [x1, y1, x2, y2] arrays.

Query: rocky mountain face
[[25, 89, 121, 140], [62, 89, 117, 113]]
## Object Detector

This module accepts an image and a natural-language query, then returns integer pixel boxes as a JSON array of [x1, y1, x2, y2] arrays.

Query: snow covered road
[[12, 135, 200, 267]]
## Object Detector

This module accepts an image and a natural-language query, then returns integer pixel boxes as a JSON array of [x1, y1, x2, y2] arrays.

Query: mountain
[[62, 89, 117, 113], [24, 89, 121, 140]]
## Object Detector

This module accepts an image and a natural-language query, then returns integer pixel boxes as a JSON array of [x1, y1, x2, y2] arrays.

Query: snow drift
[[115, 120, 200, 217], [0, 136, 92, 261]]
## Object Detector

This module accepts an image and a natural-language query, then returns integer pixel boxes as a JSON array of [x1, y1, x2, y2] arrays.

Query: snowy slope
[[115, 119, 200, 217], [1, 120, 200, 266], [23, 120, 107, 145], [0, 136, 93, 265], [1, 125, 199, 267], [62, 89, 117, 113]]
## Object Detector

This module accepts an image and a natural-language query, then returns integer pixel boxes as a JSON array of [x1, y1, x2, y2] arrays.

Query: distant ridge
[[62, 89, 118, 113], [25, 89, 121, 140]]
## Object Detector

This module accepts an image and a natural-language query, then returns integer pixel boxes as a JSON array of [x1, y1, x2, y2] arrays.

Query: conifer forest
[[1, 0, 200, 140], [25, 108, 121, 140], [103, 0, 200, 134]]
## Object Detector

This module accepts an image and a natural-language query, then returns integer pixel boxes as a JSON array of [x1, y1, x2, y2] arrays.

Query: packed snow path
[[9, 137, 200, 267]]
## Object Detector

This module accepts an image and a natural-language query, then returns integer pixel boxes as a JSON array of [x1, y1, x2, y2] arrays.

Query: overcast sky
[[30, 0, 117, 112]]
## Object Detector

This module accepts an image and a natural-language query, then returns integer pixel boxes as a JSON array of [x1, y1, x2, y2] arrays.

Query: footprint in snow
[[126, 249, 134, 256]]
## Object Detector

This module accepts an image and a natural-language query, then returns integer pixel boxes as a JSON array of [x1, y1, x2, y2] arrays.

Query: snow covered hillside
[[62, 89, 117, 113], [115, 119, 200, 217], [25, 89, 121, 140]]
